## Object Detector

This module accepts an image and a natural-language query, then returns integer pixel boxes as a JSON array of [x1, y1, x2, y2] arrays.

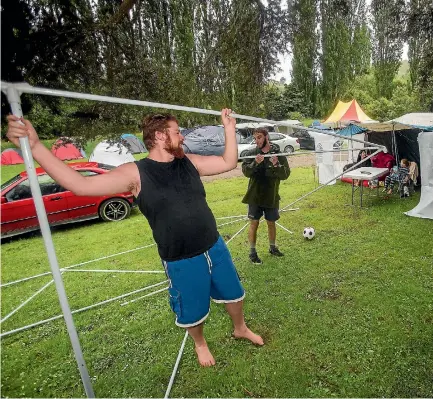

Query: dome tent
[[51, 137, 86, 160], [182, 126, 226, 156], [324, 99, 376, 125], [121, 134, 147, 154], [89, 140, 135, 166], [1, 148, 24, 165]]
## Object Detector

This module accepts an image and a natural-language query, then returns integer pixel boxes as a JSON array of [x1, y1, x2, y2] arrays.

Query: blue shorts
[[162, 236, 245, 328]]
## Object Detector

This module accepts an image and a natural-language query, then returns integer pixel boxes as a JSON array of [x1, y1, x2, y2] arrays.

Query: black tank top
[[134, 156, 219, 261]]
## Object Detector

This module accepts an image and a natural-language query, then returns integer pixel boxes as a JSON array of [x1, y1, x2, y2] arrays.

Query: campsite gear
[[182, 125, 225, 156], [89, 140, 135, 166], [324, 99, 376, 124], [404, 132, 433, 219], [1, 148, 24, 165], [121, 134, 147, 154], [51, 138, 85, 160]]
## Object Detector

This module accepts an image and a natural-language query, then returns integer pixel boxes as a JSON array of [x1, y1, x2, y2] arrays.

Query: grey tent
[[182, 126, 226, 156], [121, 134, 147, 154]]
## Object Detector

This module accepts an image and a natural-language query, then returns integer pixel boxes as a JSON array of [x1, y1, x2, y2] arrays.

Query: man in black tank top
[[6, 109, 263, 368]]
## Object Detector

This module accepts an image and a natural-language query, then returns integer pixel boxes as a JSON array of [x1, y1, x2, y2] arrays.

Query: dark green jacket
[[241, 144, 290, 208]]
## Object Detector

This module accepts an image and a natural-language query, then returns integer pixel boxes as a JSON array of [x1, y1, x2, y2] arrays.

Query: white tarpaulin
[[405, 132, 433, 220], [311, 132, 336, 185], [333, 133, 366, 176], [391, 113, 433, 129], [89, 140, 135, 166]]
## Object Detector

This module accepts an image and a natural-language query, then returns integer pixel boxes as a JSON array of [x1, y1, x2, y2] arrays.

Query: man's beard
[[165, 135, 185, 158], [259, 140, 267, 149]]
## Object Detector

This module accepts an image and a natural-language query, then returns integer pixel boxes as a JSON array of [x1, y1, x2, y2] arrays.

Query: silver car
[[237, 132, 300, 159]]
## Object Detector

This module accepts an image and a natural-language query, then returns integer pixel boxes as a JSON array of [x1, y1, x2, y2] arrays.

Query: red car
[[1, 162, 135, 239]]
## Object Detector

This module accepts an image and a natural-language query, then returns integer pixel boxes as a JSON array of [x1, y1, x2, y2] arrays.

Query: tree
[[371, 0, 406, 99], [407, 0, 433, 111], [288, 0, 318, 115]]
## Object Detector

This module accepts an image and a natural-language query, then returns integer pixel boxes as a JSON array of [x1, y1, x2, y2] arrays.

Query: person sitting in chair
[[383, 158, 410, 197]]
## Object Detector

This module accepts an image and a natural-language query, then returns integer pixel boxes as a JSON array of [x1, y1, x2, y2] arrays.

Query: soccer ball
[[303, 227, 315, 240]]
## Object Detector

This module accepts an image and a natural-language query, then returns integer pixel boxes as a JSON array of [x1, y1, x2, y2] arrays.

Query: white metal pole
[[280, 148, 381, 211], [62, 269, 165, 274], [0, 280, 54, 323], [275, 222, 293, 234], [0, 82, 385, 149], [2, 85, 95, 398], [120, 286, 168, 306], [1, 243, 157, 288], [225, 223, 249, 245], [164, 331, 189, 399], [0, 280, 169, 338]]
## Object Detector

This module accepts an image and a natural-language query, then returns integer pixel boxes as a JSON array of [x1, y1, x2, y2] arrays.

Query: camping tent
[[182, 126, 226, 156], [392, 113, 433, 131], [405, 132, 433, 220], [348, 113, 433, 182], [275, 120, 302, 135], [324, 100, 377, 125], [1, 148, 24, 165], [51, 138, 85, 160], [310, 132, 337, 185], [359, 122, 424, 170], [121, 134, 147, 154], [89, 140, 135, 166]]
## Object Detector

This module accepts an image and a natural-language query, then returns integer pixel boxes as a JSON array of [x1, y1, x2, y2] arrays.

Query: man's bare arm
[[6, 116, 140, 196], [187, 108, 237, 176]]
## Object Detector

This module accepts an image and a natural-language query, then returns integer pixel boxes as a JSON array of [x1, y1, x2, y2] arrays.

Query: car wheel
[[284, 145, 294, 153], [240, 150, 250, 158], [99, 198, 131, 222]]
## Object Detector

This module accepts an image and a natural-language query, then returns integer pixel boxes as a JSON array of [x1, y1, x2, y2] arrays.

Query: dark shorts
[[162, 236, 245, 328], [248, 204, 280, 221]]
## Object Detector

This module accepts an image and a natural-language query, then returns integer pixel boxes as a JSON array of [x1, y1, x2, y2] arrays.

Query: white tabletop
[[342, 167, 389, 181]]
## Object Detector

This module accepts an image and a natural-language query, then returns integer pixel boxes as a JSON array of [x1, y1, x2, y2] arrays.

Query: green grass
[[1, 167, 432, 398]]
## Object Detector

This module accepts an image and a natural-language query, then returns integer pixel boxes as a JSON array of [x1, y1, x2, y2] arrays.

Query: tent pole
[[2, 85, 95, 398]]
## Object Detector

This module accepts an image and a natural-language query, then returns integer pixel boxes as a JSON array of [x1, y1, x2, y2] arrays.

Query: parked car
[[292, 130, 343, 150], [237, 133, 300, 159], [1, 162, 135, 239], [291, 130, 315, 150]]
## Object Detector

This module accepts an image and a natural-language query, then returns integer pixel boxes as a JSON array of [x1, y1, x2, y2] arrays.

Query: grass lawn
[[1, 166, 432, 398]]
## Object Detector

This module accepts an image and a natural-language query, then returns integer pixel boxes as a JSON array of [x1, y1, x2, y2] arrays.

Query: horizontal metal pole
[[0, 280, 54, 324], [0, 81, 386, 148], [62, 269, 165, 274], [0, 280, 168, 338], [1, 243, 156, 288], [120, 287, 168, 306]]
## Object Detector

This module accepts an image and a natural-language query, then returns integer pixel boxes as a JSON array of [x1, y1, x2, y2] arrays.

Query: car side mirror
[[1, 196, 7, 204]]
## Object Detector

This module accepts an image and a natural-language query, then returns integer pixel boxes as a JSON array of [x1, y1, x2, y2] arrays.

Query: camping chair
[[398, 161, 419, 198], [408, 161, 419, 187]]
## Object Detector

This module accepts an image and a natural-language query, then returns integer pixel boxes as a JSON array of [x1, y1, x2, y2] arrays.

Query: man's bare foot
[[233, 327, 264, 346], [195, 344, 216, 367]]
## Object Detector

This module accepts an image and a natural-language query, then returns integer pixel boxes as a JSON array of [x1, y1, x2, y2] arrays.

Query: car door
[[1, 178, 38, 235], [294, 131, 314, 150], [1, 174, 69, 235], [38, 174, 70, 225], [269, 133, 283, 151], [66, 170, 100, 221]]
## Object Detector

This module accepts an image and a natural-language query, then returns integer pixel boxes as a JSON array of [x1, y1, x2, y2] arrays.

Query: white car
[[237, 132, 300, 159]]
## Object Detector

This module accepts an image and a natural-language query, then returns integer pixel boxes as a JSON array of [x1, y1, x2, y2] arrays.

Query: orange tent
[[324, 100, 376, 124]]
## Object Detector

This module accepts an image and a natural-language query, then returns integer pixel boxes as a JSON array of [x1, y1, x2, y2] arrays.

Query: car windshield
[[1, 175, 21, 191], [238, 135, 253, 144]]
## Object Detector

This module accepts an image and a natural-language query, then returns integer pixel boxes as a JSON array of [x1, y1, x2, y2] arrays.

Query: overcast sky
[[269, 0, 409, 82], [272, 44, 409, 83]]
